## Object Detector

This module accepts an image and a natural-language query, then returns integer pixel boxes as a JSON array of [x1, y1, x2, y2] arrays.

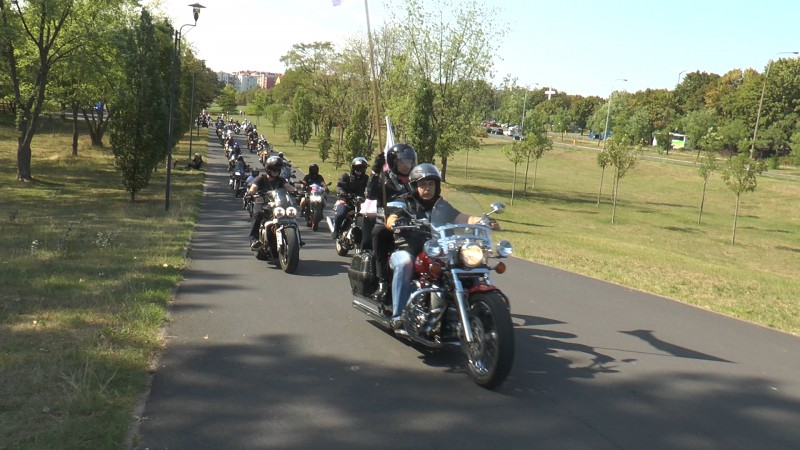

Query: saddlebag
[[348, 250, 377, 296]]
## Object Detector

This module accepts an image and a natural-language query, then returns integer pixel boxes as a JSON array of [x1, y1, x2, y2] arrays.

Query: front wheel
[[279, 228, 300, 274], [463, 291, 514, 389]]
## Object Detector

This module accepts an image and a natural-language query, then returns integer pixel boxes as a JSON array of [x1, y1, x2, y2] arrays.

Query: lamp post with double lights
[[602, 78, 628, 148], [165, 3, 205, 211], [749, 51, 799, 158]]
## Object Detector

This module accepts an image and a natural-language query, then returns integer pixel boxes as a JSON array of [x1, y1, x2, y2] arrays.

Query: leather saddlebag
[[348, 250, 377, 296]]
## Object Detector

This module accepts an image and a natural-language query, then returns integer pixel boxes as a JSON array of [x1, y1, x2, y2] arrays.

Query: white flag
[[383, 116, 395, 172]]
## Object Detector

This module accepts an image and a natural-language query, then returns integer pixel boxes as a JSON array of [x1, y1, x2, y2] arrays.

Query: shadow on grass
[[661, 226, 702, 234], [776, 245, 800, 253]]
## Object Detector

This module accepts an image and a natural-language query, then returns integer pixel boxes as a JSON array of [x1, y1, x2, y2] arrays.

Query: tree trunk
[[611, 172, 619, 223], [510, 164, 517, 206], [523, 156, 530, 193], [533, 158, 539, 191], [698, 179, 708, 224], [464, 149, 469, 179], [441, 155, 448, 183], [596, 167, 606, 207], [71, 103, 79, 157], [731, 193, 740, 245]]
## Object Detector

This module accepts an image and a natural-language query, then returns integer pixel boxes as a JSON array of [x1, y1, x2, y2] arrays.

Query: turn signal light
[[494, 261, 506, 274]]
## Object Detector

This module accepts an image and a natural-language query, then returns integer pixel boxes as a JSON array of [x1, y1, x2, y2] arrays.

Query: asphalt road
[[133, 130, 800, 450]]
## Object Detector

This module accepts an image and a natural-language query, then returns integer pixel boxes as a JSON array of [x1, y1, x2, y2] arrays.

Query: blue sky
[[153, 0, 800, 98]]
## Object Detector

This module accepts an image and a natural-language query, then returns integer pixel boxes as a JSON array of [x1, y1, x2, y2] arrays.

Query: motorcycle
[[326, 193, 365, 256], [230, 169, 249, 198], [348, 199, 514, 389], [302, 183, 329, 231], [251, 188, 302, 274]]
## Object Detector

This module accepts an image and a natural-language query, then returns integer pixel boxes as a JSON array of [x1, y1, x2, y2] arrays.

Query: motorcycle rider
[[246, 168, 259, 187], [367, 143, 417, 302], [384, 163, 500, 330], [247, 156, 299, 250], [331, 157, 369, 239], [299, 163, 326, 217], [229, 155, 247, 186]]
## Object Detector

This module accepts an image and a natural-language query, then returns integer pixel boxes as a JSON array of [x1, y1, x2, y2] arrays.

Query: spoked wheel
[[279, 229, 300, 274], [462, 292, 514, 389]]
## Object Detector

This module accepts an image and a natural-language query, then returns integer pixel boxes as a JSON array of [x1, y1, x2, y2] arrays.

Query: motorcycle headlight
[[423, 239, 443, 258], [459, 243, 484, 268], [310, 194, 322, 202], [273, 207, 286, 218], [496, 240, 513, 258], [286, 206, 298, 217]]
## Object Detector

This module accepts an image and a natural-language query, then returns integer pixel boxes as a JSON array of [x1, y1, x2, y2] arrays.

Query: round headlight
[[273, 207, 286, 218], [496, 240, 513, 258], [460, 243, 484, 268], [423, 239, 442, 258], [286, 206, 298, 217]]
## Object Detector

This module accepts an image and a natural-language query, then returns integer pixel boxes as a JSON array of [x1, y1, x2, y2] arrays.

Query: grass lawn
[[1, 111, 798, 448]]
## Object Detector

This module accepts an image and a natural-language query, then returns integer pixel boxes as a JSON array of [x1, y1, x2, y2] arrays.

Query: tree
[[318, 121, 333, 163], [264, 103, 285, 133], [388, 0, 501, 181], [216, 85, 237, 115], [110, 8, 169, 201], [605, 138, 638, 223], [501, 142, 525, 206], [288, 87, 313, 148], [521, 127, 552, 192], [408, 78, 436, 163], [343, 103, 369, 164], [0, 0, 131, 181], [696, 140, 720, 224], [720, 153, 766, 245], [596, 149, 611, 207]]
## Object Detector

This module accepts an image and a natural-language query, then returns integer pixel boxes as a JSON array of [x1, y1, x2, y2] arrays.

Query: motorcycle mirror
[[489, 202, 505, 214]]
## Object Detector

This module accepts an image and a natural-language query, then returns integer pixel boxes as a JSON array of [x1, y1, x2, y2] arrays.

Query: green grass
[[1, 113, 799, 448], [0, 119, 205, 448]]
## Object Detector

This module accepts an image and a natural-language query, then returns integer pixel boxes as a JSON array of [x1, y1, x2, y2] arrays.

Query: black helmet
[[351, 156, 368, 173], [308, 163, 319, 176], [278, 152, 284, 158], [409, 163, 441, 199], [265, 156, 283, 174], [234, 141, 240, 149], [386, 143, 417, 176], [251, 169, 260, 177]]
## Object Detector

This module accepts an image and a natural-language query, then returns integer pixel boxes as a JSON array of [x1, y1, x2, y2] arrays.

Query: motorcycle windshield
[[268, 188, 297, 208], [429, 198, 463, 228]]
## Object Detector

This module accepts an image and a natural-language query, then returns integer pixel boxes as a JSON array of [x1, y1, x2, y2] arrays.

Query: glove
[[371, 152, 385, 174]]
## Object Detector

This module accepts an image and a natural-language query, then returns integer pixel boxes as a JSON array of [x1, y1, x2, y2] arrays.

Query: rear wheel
[[463, 291, 514, 389]]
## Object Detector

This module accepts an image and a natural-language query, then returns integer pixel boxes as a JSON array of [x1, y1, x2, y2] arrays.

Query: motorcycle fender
[[467, 285, 510, 308]]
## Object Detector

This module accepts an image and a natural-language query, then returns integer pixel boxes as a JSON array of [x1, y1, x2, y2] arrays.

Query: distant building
[[216, 70, 283, 92]]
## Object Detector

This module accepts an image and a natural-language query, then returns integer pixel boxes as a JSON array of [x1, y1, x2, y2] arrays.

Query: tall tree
[[289, 87, 313, 148], [408, 78, 436, 163], [696, 142, 720, 224], [110, 8, 169, 201], [0, 0, 132, 181], [388, 0, 501, 181], [216, 85, 237, 116], [343, 103, 369, 164]]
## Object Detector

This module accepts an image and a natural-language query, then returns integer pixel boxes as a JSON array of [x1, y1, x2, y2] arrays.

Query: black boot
[[372, 280, 387, 302]]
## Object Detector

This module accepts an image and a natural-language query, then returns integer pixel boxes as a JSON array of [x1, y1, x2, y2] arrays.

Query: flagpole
[[364, 0, 383, 155]]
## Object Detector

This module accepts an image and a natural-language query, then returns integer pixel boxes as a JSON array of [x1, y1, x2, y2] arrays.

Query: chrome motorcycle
[[348, 199, 514, 389], [252, 188, 302, 274]]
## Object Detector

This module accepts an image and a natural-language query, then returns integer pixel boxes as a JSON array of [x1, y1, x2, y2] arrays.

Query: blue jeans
[[389, 250, 414, 319]]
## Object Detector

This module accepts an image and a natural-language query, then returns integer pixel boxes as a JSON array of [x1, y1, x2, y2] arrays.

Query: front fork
[[450, 272, 475, 344]]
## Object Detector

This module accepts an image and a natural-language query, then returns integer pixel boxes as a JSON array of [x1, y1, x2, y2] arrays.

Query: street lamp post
[[677, 70, 688, 85], [520, 83, 539, 136], [188, 71, 196, 161], [602, 78, 628, 148], [166, 3, 205, 211], [749, 51, 799, 158]]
